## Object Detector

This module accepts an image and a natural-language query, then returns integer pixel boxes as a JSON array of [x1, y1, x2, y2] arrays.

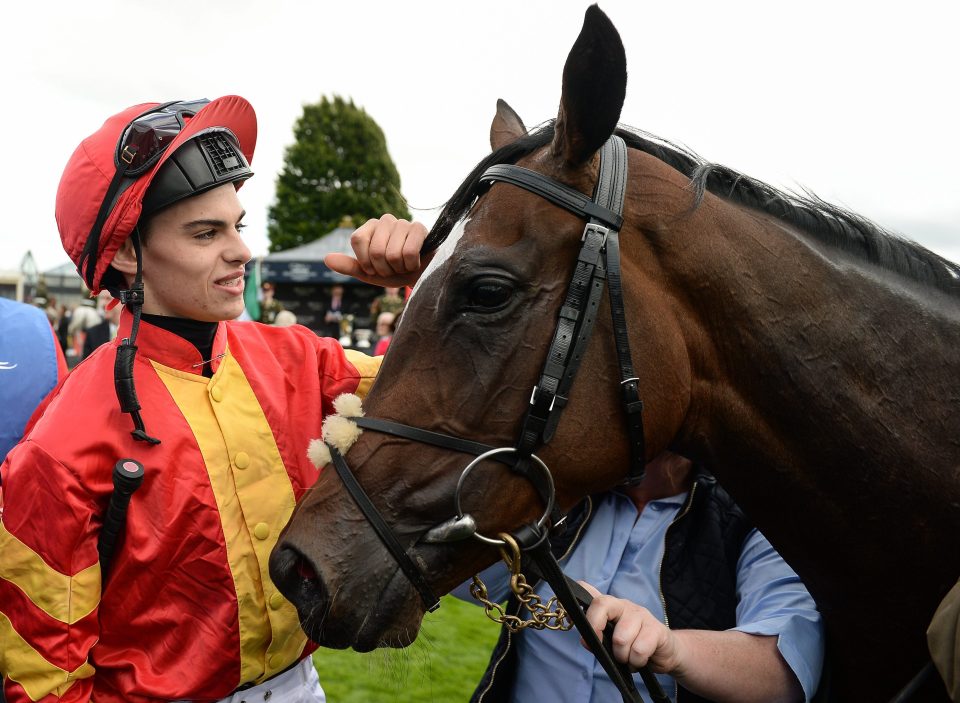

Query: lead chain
[[469, 532, 572, 633]]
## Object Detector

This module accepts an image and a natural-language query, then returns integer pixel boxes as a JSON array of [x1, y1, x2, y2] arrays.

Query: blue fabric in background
[[0, 298, 60, 463]]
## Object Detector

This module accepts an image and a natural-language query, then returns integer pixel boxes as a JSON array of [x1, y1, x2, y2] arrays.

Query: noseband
[[324, 136, 665, 702]]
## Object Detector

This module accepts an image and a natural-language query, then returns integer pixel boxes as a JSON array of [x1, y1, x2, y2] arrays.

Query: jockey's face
[[135, 183, 251, 321]]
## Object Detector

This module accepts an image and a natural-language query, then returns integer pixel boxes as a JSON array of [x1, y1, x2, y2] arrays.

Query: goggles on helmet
[[79, 98, 211, 289], [115, 99, 211, 176]]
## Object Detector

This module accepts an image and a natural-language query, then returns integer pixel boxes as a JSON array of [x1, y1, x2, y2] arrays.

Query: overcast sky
[[2, 0, 957, 276]]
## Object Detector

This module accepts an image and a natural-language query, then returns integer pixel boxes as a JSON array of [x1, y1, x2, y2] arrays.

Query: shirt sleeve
[[342, 349, 381, 400], [450, 561, 512, 605], [732, 528, 825, 701], [0, 441, 100, 703]]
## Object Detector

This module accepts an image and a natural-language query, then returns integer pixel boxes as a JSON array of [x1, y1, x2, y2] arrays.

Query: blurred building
[[250, 227, 382, 340]]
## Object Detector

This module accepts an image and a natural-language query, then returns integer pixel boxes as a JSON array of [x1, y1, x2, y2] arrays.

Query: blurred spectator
[[55, 303, 71, 353], [321, 284, 345, 338], [370, 286, 405, 318], [272, 309, 298, 327], [0, 298, 67, 465], [68, 296, 102, 358], [259, 281, 284, 324], [82, 292, 122, 359], [33, 296, 58, 328], [373, 311, 396, 356]]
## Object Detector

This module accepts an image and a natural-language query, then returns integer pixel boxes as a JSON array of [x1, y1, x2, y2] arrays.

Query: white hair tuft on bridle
[[307, 393, 365, 469]]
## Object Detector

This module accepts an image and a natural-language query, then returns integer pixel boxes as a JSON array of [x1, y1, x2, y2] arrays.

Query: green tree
[[267, 96, 410, 252]]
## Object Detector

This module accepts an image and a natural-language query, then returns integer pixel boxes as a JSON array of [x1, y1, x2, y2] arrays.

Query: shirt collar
[[117, 307, 228, 375]]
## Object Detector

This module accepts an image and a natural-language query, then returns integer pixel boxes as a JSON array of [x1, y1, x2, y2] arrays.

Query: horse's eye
[[466, 277, 513, 310]]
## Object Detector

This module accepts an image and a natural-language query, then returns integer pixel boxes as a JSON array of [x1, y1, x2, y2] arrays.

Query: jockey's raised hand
[[324, 214, 433, 287]]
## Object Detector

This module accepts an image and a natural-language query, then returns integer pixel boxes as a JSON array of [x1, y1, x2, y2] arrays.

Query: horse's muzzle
[[269, 543, 331, 643]]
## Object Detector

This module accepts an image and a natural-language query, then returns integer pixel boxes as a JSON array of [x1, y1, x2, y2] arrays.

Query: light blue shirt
[[455, 490, 824, 702]]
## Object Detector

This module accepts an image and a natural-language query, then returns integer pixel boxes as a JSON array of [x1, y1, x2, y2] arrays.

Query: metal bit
[[423, 514, 478, 543]]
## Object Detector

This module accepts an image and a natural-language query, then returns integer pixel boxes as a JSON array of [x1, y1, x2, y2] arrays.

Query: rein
[[326, 136, 667, 703]]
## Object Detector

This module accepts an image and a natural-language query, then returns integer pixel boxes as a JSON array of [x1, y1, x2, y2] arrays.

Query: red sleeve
[[0, 441, 100, 702]]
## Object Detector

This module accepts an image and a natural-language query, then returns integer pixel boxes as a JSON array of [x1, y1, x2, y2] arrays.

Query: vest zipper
[[656, 479, 699, 703], [557, 495, 593, 562], [477, 628, 513, 702]]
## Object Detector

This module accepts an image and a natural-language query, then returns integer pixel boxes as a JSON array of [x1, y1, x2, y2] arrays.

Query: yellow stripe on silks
[[153, 354, 306, 685], [344, 349, 382, 399], [0, 521, 100, 624], [0, 613, 94, 701]]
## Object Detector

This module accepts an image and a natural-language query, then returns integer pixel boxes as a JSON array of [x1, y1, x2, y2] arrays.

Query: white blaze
[[410, 216, 470, 301]]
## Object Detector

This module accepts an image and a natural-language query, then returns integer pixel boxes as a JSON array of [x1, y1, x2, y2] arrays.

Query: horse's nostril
[[270, 544, 323, 604], [295, 554, 319, 582]]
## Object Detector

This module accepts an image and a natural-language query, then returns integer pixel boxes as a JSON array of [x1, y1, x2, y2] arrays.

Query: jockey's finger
[[384, 220, 420, 273], [349, 218, 378, 277], [398, 221, 428, 273], [324, 252, 427, 288], [324, 253, 364, 279], [365, 216, 401, 278]]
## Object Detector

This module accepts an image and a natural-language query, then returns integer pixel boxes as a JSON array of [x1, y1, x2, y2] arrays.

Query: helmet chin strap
[[115, 227, 160, 445]]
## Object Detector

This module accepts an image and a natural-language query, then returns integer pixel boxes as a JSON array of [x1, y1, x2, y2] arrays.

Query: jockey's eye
[[466, 277, 513, 311]]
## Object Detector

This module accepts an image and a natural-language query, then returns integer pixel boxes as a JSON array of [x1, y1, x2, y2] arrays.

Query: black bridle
[[326, 136, 667, 702]]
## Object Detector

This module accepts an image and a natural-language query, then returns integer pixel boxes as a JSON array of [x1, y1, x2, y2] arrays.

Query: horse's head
[[270, 5, 697, 650]]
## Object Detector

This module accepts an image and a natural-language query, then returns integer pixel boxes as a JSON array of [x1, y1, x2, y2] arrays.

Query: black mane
[[427, 122, 959, 295]]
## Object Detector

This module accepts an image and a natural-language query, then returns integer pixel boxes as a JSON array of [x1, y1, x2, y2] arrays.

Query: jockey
[[0, 97, 427, 703]]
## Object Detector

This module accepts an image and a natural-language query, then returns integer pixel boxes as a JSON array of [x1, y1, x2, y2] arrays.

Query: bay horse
[[271, 6, 960, 700]]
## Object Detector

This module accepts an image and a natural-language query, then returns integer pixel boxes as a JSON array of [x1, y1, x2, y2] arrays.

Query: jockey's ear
[[110, 236, 138, 278], [490, 99, 527, 150]]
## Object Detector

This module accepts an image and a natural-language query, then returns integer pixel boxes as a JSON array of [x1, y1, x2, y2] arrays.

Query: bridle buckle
[[581, 222, 610, 244], [529, 385, 557, 412]]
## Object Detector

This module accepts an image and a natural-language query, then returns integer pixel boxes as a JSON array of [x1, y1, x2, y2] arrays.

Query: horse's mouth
[[273, 545, 424, 651], [307, 567, 423, 651]]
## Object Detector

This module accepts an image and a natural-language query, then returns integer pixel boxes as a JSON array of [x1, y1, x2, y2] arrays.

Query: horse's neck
[[657, 199, 960, 596], [636, 199, 960, 682], [676, 203, 959, 467]]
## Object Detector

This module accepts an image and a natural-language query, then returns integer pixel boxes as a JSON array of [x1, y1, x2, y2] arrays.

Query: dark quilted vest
[[470, 469, 752, 703]]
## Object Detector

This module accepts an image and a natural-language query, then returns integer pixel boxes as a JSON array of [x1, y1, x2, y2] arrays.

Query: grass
[[311, 595, 501, 702]]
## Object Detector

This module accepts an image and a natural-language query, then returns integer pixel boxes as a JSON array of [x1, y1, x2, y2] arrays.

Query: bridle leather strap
[[481, 136, 646, 482], [328, 445, 441, 612], [604, 226, 646, 482], [350, 416, 559, 522], [481, 164, 624, 230], [352, 416, 499, 460]]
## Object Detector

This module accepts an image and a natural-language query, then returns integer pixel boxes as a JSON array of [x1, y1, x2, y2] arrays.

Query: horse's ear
[[490, 99, 527, 150], [552, 5, 627, 166]]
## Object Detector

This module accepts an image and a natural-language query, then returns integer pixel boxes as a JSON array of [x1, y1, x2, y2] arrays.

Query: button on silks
[[211, 386, 223, 402], [269, 592, 284, 610], [254, 522, 270, 540], [235, 451, 250, 469]]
